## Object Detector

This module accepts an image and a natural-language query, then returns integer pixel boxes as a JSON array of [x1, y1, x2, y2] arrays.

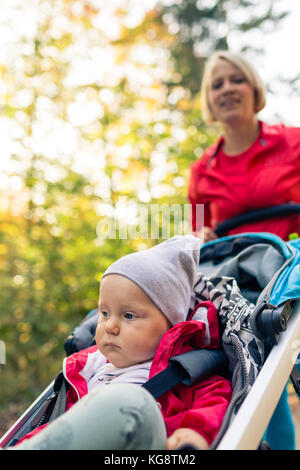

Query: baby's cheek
[[141, 338, 161, 359], [94, 326, 103, 349]]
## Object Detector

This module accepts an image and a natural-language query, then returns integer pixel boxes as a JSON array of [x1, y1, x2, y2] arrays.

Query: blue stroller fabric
[[270, 237, 300, 306]]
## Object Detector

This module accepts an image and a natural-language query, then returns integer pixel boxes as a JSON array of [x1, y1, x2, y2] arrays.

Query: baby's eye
[[123, 312, 135, 320], [100, 311, 109, 319]]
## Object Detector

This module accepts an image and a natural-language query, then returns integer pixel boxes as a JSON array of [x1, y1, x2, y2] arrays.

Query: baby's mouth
[[104, 342, 120, 348]]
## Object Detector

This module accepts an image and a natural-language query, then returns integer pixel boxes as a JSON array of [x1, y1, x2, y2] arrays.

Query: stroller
[[1, 210, 300, 450]]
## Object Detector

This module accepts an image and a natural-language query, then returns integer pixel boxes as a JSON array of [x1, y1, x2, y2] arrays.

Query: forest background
[[0, 0, 299, 434]]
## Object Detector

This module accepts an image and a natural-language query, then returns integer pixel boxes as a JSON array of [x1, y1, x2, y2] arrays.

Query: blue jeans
[[15, 384, 167, 450]]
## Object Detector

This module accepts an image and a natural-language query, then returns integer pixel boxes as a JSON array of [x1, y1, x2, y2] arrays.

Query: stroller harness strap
[[143, 349, 228, 399], [142, 361, 188, 398]]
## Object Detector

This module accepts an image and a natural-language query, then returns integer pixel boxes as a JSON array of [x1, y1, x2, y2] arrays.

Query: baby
[[88, 234, 201, 393], [15, 235, 231, 450]]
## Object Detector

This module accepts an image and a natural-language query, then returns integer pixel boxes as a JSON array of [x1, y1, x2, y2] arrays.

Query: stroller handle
[[214, 203, 300, 238]]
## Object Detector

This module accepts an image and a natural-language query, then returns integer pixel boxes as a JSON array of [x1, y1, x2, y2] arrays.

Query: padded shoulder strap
[[143, 349, 228, 399]]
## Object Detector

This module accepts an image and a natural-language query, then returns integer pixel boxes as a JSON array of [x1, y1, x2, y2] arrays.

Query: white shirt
[[87, 360, 152, 392]]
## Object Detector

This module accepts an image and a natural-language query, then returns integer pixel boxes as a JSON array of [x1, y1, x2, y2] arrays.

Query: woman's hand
[[199, 226, 218, 243], [165, 428, 209, 450]]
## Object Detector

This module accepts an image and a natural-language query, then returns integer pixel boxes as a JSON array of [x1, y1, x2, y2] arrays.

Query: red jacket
[[188, 121, 300, 240], [17, 301, 231, 447], [150, 301, 232, 444]]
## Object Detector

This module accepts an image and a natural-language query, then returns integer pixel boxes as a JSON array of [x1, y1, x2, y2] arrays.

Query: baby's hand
[[165, 428, 209, 450], [200, 226, 218, 243]]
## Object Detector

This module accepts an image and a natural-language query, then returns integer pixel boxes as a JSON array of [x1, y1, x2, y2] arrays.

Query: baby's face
[[95, 274, 170, 368]]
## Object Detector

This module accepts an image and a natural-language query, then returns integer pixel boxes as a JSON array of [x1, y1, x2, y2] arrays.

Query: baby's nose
[[105, 317, 120, 334]]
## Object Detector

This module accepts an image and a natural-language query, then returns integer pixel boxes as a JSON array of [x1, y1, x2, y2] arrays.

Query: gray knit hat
[[101, 235, 201, 326]]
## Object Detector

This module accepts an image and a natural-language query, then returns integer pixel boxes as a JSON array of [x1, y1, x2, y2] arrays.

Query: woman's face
[[207, 59, 256, 127]]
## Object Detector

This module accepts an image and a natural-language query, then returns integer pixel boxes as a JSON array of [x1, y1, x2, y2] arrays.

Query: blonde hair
[[201, 51, 266, 124]]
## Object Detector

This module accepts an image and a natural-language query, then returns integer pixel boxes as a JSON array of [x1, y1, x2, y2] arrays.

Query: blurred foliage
[[158, 0, 287, 94], [0, 0, 287, 423]]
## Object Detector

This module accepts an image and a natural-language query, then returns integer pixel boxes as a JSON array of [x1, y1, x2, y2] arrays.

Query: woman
[[188, 50, 299, 451], [188, 51, 300, 243]]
